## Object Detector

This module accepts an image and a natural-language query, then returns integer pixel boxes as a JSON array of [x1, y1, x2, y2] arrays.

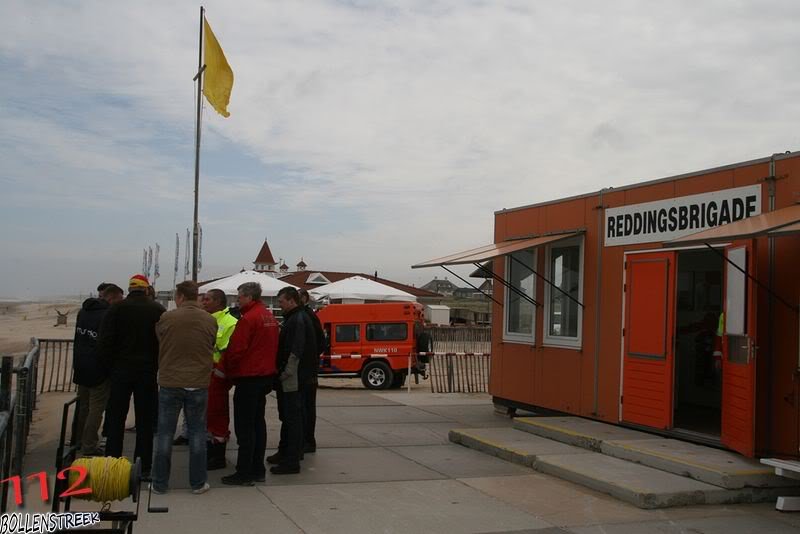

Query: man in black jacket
[[269, 287, 316, 474], [98, 274, 165, 476], [298, 289, 324, 453], [72, 284, 123, 455]]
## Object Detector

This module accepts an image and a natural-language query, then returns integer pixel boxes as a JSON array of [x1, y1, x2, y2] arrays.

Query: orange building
[[415, 152, 800, 458]]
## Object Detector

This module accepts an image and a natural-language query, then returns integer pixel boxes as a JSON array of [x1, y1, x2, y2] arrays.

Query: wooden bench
[[761, 458, 800, 511]]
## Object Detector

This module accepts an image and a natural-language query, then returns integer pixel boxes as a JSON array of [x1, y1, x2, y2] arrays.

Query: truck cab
[[316, 302, 431, 389]]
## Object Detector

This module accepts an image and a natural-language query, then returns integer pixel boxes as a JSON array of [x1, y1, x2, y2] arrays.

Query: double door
[[621, 243, 756, 456]]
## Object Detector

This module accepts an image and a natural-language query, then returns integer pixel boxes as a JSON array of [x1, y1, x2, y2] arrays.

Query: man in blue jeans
[[151, 281, 216, 494]]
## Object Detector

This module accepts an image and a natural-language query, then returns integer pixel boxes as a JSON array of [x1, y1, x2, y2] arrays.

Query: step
[[449, 427, 800, 509], [601, 438, 796, 489], [448, 427, 589, 466], [513, 416, 653, 451], [514, 416, 794, 489]]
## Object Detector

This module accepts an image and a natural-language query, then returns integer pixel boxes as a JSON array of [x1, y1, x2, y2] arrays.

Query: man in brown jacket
[[151, 281, 216, 495]]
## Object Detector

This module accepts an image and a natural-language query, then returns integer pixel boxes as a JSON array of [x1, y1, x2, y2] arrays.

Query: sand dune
[[0, 299, 82, 354]]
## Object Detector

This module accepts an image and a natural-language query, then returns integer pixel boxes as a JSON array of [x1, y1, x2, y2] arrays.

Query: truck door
[[622, 251, 677, 429], [330, 323, 362, 373], [721, 241, 757, 457]]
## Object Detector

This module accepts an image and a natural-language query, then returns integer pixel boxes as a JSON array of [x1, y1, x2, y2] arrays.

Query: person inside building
[[98, 274, 165, 477], [269, 287, 315, 475], [72, 283, 124, 456], [297, 288, 324, 454], [202, 288, 238, 469], [220, 282, 279, 486], [151, 281, 217, 495]]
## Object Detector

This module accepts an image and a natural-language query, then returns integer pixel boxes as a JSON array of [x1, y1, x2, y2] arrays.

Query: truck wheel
[[361, 360, 393, 390], [390, 373, 406, 389]]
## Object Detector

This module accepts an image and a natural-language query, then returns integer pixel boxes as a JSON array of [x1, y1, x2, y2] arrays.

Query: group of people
[[72, 274, 324, 495]]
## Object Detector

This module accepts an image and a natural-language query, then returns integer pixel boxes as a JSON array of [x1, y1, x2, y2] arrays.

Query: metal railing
[[427, 353, 491, 393], [0, 339, 41, 512], [37, 338, 75, 393]]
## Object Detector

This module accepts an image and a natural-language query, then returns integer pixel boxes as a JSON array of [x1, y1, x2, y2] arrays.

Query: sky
[[2, 1, 799, 298]]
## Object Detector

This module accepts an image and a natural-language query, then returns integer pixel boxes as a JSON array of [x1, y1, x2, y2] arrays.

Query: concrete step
[[450, 427, 800, 509], [513, 416, 793, 489]]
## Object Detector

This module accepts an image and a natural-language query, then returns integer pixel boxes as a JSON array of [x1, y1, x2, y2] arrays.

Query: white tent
[[309, 275, 416, 303], [200, 270, 296, 297]]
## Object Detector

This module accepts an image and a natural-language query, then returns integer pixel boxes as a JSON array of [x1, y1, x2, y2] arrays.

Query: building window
[[335, 324, 360, 343], [544, 237, 584, 348], [504, 249, 536, 344]]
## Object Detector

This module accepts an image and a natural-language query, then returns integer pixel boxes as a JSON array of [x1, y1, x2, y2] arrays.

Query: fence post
[[0, 357, 10, 412], [14, 367, 28, 475], [446, 354, 454, 393]]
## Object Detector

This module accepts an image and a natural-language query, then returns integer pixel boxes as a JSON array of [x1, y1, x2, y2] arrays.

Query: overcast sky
[[2, 1, 799, 298]]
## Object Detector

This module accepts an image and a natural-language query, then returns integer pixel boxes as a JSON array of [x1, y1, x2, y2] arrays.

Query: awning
[[412, 231, 581, 268], [769, 220, 800, 237], [666, 204, 800, 246]]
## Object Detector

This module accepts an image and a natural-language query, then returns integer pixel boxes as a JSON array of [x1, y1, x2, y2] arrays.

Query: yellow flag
[[203, 18, 234, 117]]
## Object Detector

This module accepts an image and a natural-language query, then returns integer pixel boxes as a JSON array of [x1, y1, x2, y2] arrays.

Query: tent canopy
[[200, 270, 296, 297], [309, 275, 416, 302]]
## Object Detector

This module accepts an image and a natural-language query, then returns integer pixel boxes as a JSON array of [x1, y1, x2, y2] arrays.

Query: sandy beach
[[0, 299, 82, 355]]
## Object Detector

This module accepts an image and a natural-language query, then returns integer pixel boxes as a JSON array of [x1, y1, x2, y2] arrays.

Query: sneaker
[[191, 482, 211, 495], [149, 483, 167, 495], [220, 473, 254, 486], [270, 464, 300, 475]]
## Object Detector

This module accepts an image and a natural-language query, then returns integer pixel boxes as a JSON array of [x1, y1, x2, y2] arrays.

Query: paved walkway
[[15, 385, 800, 533]]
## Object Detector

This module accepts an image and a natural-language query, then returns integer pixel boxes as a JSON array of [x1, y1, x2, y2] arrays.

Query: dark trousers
[[276, 383, 304, 468], [302, 380, 317, 447], [232, 376, 272, 478], [104, 370, 157, 472]]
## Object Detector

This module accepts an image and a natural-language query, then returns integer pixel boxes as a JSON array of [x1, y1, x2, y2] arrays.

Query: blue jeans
[[152, 387, 208, 492]]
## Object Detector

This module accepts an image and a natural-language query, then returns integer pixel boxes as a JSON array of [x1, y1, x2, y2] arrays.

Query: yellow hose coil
[[69, 457, 132, 502]]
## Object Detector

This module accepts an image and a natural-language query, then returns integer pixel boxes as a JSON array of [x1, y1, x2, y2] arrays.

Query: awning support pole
[[472, 262, 540, 307], [441, 265, 502, 306], [704, 242, 798, 313], [509, 254, 585, 308]]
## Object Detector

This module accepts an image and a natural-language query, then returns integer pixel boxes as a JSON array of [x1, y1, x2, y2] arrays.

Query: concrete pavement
[[12, 383, 800, 533]]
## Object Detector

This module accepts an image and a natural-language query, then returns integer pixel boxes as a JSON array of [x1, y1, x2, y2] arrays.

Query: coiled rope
[[69, 457, 133, 502]]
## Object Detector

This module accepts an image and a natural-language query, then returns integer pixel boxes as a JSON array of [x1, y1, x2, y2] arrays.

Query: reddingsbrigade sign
[[605, 184, 762, 246]]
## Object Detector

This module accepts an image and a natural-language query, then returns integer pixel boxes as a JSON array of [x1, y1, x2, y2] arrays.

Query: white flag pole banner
[[173, 232, 180, 289], [184, 228, 190, 280], [147, 246, 153, 279], [154, 243, 160, 286], [604, 184, 761, 247]]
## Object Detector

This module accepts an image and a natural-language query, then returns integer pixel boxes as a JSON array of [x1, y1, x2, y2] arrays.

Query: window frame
[[503, 248, 537, 345], [335, 324, 360, 343], [543, 236, 584, 349], [366, 322, 409, 342]]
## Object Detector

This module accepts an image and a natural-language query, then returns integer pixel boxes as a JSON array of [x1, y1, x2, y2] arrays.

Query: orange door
[[622, 251, 676, 429], [721, 241, 757, 457]]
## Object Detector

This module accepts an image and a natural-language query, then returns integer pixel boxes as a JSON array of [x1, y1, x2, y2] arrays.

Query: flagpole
[[192, 5, 205, 282]]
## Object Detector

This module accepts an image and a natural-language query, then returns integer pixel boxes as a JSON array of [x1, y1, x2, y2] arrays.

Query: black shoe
[[141, 470, 152, 482], [270, 464, 300, 475], [173, 436, 189, 446], [266, 452, 283, 465], [221, 473, 254, 486], [253, 472, 266, 483], [207, 442, 227, 470], [303, 443, 316, 453]]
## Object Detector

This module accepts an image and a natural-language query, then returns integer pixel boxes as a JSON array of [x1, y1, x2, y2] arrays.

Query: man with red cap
[[98, 274, 165, 477]]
